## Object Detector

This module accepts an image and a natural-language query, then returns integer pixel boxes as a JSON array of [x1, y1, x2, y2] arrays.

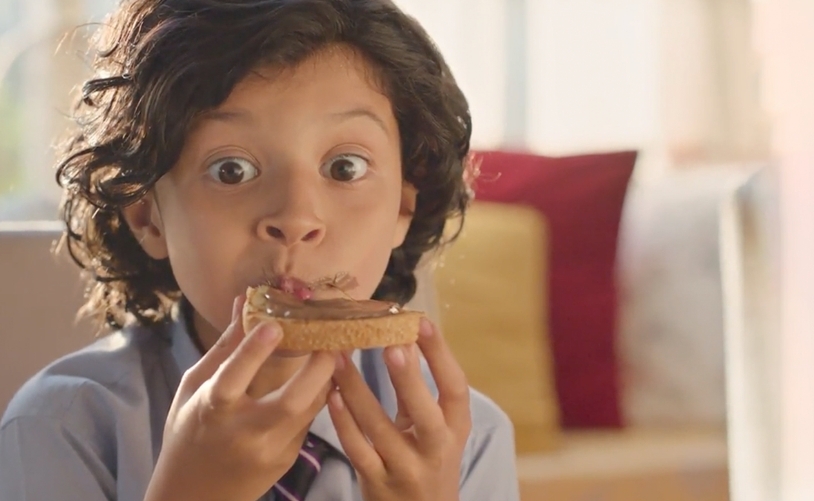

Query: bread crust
[[242, 286, 422, 350]]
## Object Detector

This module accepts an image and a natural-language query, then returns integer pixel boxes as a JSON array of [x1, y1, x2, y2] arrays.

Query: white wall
[[400, 0, 769, 182], [396, 0, 508, 149], [1, 0, 772, 221], [526, 0, 661, 156]]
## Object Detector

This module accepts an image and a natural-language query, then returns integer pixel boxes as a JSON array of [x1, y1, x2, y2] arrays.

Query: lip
[[253, 273, 314, 300], [249, 271, 359, 301], [277, 275, 314, 300]]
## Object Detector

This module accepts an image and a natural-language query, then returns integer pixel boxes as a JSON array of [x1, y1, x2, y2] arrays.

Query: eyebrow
[[329, 107, 391, 136], [198, 109, 254, 124], [197, 106, 391, 136]]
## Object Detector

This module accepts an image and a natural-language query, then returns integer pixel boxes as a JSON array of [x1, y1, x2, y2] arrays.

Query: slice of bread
[[242, 285, 423, 351]]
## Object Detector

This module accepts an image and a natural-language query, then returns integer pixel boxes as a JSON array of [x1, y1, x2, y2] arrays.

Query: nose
[[259, 219, 324, 246], [256, 175, 326, 247]]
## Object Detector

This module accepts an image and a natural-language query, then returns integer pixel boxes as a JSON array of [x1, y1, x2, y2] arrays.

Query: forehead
[[256, 44, 388, 92], [211, 44, 394, 120]]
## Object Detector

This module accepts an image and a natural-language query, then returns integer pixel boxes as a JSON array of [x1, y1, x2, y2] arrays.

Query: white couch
[[719, 168, 782, 501]]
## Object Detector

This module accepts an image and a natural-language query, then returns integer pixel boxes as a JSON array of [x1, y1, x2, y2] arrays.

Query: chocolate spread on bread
[[249, 285, 401, 320]]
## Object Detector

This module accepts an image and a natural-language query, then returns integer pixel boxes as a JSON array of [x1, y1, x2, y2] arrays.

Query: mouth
[[253, 271, 359, 301]]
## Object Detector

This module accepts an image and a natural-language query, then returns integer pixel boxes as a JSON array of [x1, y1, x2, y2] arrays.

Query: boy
[[0, 1, 520, 500]]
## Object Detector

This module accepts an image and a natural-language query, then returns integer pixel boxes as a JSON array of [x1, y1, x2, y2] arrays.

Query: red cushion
[[473, 150, 636, 428]]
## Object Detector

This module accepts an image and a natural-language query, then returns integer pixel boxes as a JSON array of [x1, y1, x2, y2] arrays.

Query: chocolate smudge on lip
[[312, 272, 359, 294], [261, 270, 360, 301]]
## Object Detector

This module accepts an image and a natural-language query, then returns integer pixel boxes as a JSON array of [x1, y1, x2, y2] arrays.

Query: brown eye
[[320, 154, 368, 182], [206, 157, 259, 185]]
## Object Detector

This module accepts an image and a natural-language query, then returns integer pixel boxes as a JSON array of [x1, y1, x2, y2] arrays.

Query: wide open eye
[[206, 157, 259, 185], [319, 154, 369, 182]]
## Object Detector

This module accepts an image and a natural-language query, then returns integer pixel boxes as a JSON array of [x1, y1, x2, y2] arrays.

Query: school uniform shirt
[[0, 304, 520, 501]]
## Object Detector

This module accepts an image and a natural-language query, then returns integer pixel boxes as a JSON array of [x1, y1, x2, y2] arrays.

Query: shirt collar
[[166, 300, 357, 457], [168, 302, 201, 378]]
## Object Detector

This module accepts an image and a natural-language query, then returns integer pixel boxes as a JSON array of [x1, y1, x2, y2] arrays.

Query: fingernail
[[231, 296, 242, 321], [335, 352, 346, 371], [419, 317, 434, 337], [330, 390, 344, 411], [388, 346, 406, 367]]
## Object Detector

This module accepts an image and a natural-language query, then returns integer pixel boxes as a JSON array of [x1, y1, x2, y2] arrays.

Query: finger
[[393, 391, 412, 432], [180, 295, 246, 395], [327, 388, 385, 476], [209, 320, 283, 404], [332, 353, 404, 460], [256, 351, 336, 419], [384, 344, 445, 440], [415, 318, 472, 438]]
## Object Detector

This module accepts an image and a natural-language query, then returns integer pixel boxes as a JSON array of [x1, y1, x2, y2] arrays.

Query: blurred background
[[1, 1, 812, 500]]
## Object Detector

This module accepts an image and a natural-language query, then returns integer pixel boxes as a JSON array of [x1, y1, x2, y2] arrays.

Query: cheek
[[159, 196, 249, 329], [163, 202, 233, 264], [336, 191, 403, 298], [354, 240, 396, 299]]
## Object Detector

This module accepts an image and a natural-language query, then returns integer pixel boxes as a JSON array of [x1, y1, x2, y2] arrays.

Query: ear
[[120, 193, 169, 260], [392, 182, 417, 249]]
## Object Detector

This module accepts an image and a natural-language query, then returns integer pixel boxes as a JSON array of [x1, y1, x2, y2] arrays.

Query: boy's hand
[[329, 318, 472, 501], [144, 296, 336, 501]]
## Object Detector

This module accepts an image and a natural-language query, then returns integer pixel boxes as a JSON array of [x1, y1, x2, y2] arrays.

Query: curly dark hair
[[56, 0, 473, 330]]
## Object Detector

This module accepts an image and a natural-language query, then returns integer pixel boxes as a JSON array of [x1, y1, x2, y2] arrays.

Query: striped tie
[[272, 433, 333, 501]]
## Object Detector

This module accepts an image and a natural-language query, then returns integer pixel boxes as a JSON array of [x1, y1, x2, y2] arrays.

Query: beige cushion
[[431, 201, 560, 453]]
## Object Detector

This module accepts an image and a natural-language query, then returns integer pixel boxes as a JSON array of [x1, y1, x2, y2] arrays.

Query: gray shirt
[[0, 307, 520, 501]]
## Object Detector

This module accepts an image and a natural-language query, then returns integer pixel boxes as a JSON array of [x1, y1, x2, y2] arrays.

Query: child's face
[[127, 45, 415, 334]]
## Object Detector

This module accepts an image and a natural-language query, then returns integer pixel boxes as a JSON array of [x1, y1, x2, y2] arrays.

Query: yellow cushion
[[432, 201, 561, 453]]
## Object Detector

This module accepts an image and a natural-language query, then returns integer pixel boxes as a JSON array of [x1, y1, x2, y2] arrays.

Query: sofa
[[0, 153, 766, 500], [406, 151, 748, 500]]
